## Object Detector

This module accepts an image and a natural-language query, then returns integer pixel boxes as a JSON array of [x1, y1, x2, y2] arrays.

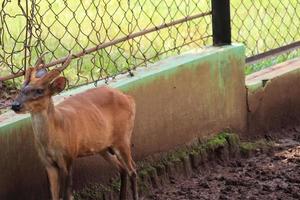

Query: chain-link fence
[[0, 0, 212, 88], [231, 0, 300, 61], [1, 0, 300, 97]]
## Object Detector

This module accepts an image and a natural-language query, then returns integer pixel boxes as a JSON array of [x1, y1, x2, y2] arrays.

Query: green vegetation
[[142, 132, 238, 170], [74, 182, 109, 200], [206, 132, 229, 149], [1, 0, 300, 86], [245, 49, 300, 75], [240, 139, 274, 156], [74, 132, 274, 199], [1, 0, 211, 86]]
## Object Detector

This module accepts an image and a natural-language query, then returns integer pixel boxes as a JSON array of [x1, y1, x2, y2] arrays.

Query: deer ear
[[49, 76, 67, 95], [39, 69, 60, 85]]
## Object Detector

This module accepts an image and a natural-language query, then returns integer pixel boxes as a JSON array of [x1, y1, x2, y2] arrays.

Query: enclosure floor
[[146, 130, 300, 200]]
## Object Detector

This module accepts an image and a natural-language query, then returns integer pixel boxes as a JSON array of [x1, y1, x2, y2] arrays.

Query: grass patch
[[1, 0, 300, 87], [0, 0, 212, 87], [245, 49, 300, 75]]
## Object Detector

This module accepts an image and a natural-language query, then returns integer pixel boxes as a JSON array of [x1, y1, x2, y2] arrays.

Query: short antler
[[56, 53, 73, 72], [35, 52, 49, 69]]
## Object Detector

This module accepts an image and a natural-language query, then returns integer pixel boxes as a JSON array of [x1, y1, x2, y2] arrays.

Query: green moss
[[74, 183, 109, 200], [74, 132, 276, 199], [153, 162, 165, 170], [110, 179, 121, 192], [169, 148, 189, 162], [240, 142, 256, 155], [198, 147, 208, 160], [138, 178, 151, 195], [206, 136, 226, 149], [138, 170, 148, 179], [204, 132, 233, 151], [226, 133, 240, 146], [240, 139, 274, 156], [154, 148, 190, 166], [167, 154, 181, 162], [138, 161, 156, 178]]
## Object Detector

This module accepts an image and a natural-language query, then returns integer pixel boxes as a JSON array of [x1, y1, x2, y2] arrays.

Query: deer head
[[11, 53, 73, 113]]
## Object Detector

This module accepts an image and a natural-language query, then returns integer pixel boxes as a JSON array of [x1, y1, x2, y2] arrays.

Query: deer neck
[[31, 99, 57, 144]]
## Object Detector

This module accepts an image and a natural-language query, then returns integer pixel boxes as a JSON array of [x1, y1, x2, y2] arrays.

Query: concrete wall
[[246, 58, 300, 135], [0, 44, 247, 199]]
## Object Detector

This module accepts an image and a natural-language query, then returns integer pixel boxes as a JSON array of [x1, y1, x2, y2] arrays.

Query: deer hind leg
[[129, 160, 138, 200], [101, 149, 123, 170], [101, 149, 129, 200], [113, 144, 138, 200]]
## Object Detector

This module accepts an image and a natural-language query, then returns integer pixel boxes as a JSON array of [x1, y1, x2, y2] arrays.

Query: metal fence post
[[211, 0, 231, 46]]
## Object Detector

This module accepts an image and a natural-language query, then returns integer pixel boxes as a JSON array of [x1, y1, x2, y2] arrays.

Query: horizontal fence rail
[[231, 0, 300, 62], [246, 41, 300, 65], [0, 0, 212, 88], [0, 11, 212, 82]]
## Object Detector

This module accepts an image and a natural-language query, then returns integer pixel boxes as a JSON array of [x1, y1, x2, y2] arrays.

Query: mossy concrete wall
[[0, 44, 247, 199], [246, 58, 300, 135]]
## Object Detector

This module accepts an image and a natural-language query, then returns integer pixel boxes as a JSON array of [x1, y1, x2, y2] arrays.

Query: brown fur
[[13, 61, 138, 200]]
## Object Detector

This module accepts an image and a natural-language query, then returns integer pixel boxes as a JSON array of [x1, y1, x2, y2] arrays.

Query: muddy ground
[[146, 131, 300, 200]]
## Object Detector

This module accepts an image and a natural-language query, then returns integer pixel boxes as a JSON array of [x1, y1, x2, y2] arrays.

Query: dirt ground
[[146, 131, 300, 200], [0, 82, 17, 114]]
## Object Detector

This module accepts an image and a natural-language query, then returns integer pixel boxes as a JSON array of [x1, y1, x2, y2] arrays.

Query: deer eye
[[35, 89, 44, 95]]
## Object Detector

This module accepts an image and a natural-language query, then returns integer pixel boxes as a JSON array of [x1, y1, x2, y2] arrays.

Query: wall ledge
[[0, 43, 244, 130]]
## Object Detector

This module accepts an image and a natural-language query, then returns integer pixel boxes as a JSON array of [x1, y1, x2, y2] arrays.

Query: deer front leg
[[62, 166, 73, 200], [56, 156, 74, 200], [46, 165, 60, 200]]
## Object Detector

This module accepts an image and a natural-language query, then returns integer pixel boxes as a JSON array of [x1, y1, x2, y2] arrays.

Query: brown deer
[[11, 53, 138, 200]]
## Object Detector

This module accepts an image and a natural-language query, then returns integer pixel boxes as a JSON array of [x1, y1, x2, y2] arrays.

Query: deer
[[11, 53, 138, 200]]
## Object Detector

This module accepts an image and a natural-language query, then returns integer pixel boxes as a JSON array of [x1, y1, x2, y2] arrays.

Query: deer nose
[[11, 101, 21, 112]]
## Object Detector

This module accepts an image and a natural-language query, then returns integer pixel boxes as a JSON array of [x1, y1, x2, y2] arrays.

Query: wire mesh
[[0, 0, 212, 88], [1, 0, 300, 97], [231, 0, 300, 57]]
